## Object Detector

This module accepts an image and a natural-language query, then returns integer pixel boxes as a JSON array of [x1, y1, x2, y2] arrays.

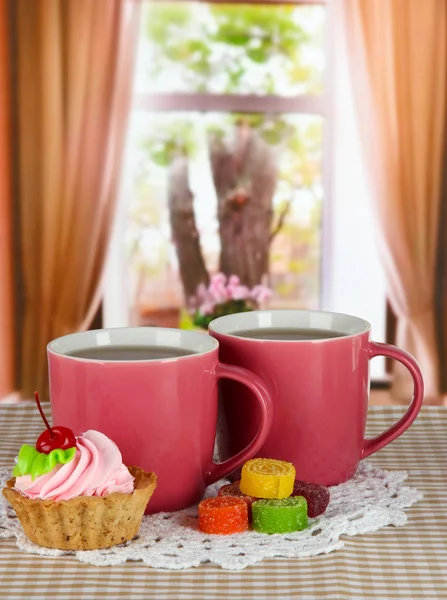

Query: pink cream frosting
[[14, 430, 134, 501]]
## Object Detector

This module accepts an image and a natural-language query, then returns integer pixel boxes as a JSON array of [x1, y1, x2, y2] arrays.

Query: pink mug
[[48, 327, 272, 513], [209, 310, 424, 485]]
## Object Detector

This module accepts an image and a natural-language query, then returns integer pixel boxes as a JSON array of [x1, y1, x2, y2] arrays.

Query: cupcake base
[[2, 466, 157, 551]]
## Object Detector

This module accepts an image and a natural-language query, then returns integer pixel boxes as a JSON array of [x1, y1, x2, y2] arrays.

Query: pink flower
[[211, 273, 227, 286], [209, 278, 228, 304], [210, 287, 227, 304], [251, 285, 272, 304], [229, 284, 250, 301], [194, 273, 271, 314], [199, 301, 215, 316], [226, 275, 248, 302], [196, 283, 208, 302]]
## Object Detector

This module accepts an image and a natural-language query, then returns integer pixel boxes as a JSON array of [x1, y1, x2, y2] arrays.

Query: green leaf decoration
[[13, 445, 76, 480], [13, 445, 39, 478]]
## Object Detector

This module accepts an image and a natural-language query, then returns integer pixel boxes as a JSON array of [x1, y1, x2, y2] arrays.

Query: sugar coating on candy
[[198, 496, 248, 535], [252, 496, 308, 534], [240, 458, 296, 499], [291, 480, 330, 518], [218, 481, 258, 518]]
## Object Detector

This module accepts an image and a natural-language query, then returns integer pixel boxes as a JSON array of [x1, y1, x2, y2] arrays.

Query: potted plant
[[186, 273, 272, 331]]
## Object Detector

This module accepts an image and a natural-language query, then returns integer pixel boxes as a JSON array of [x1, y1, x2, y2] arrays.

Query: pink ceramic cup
[[209, 310, 424, 486], [47, 327, 273, 513]]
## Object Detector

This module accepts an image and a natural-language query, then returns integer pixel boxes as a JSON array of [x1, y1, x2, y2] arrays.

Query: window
[[116, 0, 326, 324], [104, 0, 387, 378]]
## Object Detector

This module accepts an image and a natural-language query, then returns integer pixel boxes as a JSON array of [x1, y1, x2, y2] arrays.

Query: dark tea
[[232, 328, 347, 341], [66, 345, 197, 361]]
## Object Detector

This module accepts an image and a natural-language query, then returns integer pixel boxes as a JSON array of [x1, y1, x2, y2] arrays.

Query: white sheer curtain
[[333, 0, 447, 401], [326, 1, 387, 380]]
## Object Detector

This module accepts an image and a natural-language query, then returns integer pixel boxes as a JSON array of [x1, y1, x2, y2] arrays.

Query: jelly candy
[[252, 496, 308, 534], [218, 481, 257, 518], [198, 497, 248, 535], [240, 458, 295, 499], [291, 481, 330, 518]]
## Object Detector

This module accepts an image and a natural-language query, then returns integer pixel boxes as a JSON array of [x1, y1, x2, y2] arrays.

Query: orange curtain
[[336, 0, 447, 401], [13, 0, 140, 397], [0, 0, 15, 399]]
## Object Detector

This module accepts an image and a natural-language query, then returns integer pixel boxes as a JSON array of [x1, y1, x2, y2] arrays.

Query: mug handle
[[205, 362, 273, 485], [362, 341, 424, 459]]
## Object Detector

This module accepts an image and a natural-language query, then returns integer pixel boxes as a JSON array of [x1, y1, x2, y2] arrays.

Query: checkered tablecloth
[[0, 404, 446, 600]]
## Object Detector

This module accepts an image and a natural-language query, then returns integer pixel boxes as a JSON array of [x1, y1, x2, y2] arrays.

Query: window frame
[[133, 93, 325, 115]]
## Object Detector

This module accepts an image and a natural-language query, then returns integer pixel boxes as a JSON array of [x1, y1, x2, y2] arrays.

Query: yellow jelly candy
[[240, 458, 296, 499]]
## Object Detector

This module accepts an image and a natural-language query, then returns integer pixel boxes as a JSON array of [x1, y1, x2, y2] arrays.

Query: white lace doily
[[0, 462, 422, 570]]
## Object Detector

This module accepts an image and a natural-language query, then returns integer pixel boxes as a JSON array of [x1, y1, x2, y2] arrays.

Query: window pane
[[135, 2, 325, 96], [125, 111, 323, 326]]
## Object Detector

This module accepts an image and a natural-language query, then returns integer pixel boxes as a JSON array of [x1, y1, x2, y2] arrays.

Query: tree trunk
[[168, 156, 209, 303], [209, 123, 278, 287]]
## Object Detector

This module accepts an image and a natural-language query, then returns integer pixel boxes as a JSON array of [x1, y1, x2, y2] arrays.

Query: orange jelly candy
[[198, 497, 248, 535]]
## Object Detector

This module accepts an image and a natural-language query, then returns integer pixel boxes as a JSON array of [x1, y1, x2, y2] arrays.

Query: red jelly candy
[[291, 481, 330, 518], [218, 481, 258, 519], [198, 497, 248, 535]]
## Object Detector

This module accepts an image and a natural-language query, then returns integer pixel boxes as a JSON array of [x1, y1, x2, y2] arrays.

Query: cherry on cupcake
[[34, 391, 76, 454]]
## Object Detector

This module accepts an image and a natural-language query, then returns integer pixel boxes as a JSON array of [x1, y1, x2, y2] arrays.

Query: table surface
[[0, 404, 446, 600]]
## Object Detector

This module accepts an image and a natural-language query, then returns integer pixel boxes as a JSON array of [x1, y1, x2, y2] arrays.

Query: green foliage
[[143, 3, 324, 94], [193, 300, 253, 330], [140, 120, 197, 167]]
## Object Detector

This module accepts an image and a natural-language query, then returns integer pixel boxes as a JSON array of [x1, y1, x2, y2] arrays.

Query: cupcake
[[2, 392, 157, 550]]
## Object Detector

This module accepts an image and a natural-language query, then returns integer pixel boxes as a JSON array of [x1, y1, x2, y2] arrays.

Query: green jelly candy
[[252, 496, 308, 534]]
